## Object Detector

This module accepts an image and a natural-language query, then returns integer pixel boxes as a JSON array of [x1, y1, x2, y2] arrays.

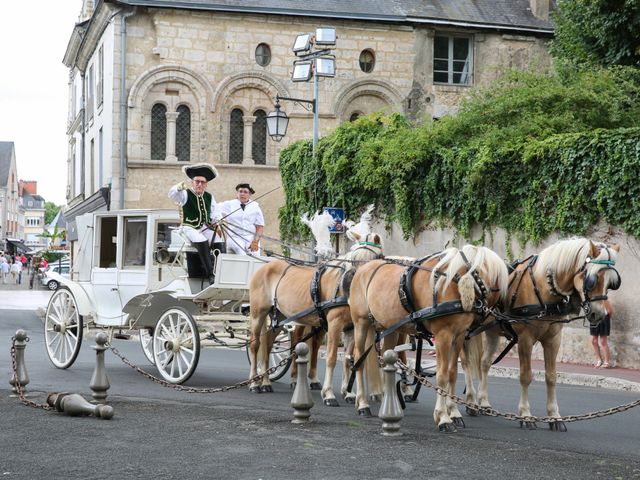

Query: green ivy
[[278, 69, 640, 247]]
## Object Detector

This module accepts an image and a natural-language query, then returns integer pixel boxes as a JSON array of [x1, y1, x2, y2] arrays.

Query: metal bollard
[[90, 332, 110, 402], [379, 349, 403, 436], [290, 342, 314, 424], [9, 329, 30, 397], [47, 392, 114, 420]]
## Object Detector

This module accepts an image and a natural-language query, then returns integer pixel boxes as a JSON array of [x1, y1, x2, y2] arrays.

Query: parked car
[[41, 264, 70, 290]]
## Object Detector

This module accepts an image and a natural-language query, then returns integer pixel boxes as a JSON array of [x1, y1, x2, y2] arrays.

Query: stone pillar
[[242, 115, 256, 165], [165, 111, 179, 161]]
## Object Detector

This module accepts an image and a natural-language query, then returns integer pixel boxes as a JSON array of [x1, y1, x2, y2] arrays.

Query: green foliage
[[44, 202, 60, 225], [278, 69, 640, 246], [551, 0, 640, 68]]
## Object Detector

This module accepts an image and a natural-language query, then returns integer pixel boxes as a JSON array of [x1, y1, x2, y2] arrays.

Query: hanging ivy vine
[[278, 68, 640, 246]]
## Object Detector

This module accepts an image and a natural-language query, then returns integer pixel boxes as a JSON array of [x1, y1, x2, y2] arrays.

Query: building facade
[[63, 0, 553, 251], [19, 181, 46, 251], [0, 141, 21, 253]]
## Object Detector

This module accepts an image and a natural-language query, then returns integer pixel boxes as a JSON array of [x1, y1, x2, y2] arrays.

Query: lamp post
[[267, 27, 336, 163]]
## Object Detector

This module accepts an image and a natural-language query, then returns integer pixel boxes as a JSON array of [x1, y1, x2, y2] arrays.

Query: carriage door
[[91, 215, 124, 325], [117, 216, 149, 308]]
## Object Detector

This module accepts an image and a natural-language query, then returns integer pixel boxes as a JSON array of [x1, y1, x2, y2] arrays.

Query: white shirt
[[167, 184, 220, 223], [217, 199, 265, 242]]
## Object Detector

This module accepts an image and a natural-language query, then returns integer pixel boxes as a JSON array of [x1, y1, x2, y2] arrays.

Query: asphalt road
[[1, 309, 639, 480]]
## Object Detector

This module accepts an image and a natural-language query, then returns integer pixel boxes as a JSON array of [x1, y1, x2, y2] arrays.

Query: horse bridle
[[578, 246, 621, 316]]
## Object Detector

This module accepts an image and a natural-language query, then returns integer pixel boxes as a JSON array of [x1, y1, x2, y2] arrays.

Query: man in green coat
[[168, 163, 220, 284]]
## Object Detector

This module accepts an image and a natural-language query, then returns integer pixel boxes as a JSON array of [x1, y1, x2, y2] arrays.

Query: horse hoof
[[404, 395, 416, 403], [358, 407, 373, 417], [465, 406, 479, 417], [310, 382, 322, 391], [260, 385, 273, 393], [249, 386, 262, 394], [519, 420, 537, 430], [549, 421, 567, 432], [323, 398, 339, 407], [344, 396, 356, 405], [452, 417, 466, 428], [290, 382, 296, 390], [438, 423, 457, 433]]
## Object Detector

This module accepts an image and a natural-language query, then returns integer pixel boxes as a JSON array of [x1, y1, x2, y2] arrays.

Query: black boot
[[193, 241, 215, 285]]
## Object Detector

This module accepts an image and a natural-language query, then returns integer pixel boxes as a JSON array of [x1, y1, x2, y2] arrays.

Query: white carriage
[[44, 209, 291, 384]]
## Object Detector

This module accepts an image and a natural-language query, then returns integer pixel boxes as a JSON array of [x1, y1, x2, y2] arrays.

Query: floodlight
[[315, 27, 336, 45], [266, 101, 289, 142], [292, 61, 313, 82], [293, 33, 311, 53], [315, 56, 336, 77]]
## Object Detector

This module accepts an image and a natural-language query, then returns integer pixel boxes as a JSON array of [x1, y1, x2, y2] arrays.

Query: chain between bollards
[[9, 330, 53, 410]]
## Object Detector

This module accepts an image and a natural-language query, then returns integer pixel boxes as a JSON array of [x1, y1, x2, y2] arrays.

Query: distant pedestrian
[[10, 261, 20, 284], [591, 301, 614, 369], [0, 258, 8, 284]]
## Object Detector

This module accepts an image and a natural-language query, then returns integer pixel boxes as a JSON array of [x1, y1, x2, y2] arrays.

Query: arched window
[[150, 103, 167, 160], [252, 109, 267, 165], [229, 108, 244, 164], [176, 105, 191, 162]]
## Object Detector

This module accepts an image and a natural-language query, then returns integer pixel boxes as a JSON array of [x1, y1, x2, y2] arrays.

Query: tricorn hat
[[183, 163, 218, 182], [235, 183, 255, 194]]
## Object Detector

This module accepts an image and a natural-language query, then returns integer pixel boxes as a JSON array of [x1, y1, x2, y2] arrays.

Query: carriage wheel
[[139, 327, 155, 365], [245, 328, 293, 382], [44, 287, 83, 369], [153, 307, 200, 384]]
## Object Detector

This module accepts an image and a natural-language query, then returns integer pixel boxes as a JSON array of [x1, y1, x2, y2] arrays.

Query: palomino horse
[[347, 245, 508, 432], [247, 217, 384, 405], [462, 238, 621, 431]]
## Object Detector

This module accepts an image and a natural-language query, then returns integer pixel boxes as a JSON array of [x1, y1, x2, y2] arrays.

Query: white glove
[[174, 182, 187, 191]]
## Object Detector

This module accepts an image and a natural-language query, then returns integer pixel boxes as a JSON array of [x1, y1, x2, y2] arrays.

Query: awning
[[5, 238, 29, 253]]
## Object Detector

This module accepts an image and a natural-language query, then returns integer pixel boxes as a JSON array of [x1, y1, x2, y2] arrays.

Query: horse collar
[[545, 268, 573, 297]]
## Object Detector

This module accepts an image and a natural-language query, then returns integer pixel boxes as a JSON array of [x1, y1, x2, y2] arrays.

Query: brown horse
[[347, 245, 508, 432], [247, 232, 384, 405], [462, 239, 621, 431]]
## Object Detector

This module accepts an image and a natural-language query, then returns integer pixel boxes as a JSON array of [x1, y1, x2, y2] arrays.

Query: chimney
[[20, 180, 37, 195], [530, 0, 550, 20]]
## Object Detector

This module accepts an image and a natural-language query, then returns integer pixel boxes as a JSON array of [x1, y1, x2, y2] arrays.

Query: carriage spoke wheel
[[139, 327, 155, 365], [44, 288, 83, 369], [153, 307, 200, 384], [245, 328, 293, 382]]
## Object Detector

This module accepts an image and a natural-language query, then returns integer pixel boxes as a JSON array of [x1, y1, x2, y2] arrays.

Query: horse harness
[[269, 262, 350, 335]]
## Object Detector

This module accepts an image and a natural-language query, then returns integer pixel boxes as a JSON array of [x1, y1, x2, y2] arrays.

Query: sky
[[0, 1, 81, 205]]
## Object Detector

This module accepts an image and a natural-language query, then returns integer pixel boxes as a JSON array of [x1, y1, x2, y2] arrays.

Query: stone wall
[[373, 221, 639, 368]]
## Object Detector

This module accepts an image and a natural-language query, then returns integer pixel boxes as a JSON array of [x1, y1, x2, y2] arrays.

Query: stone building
[[19, 181, 46, 252], [62, 0, 553, 251], [0, 141, 21, 254]]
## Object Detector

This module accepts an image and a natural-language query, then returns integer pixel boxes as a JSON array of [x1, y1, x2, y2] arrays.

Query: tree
[[44, 201, 60, 225], [550, 0, 640, 68]]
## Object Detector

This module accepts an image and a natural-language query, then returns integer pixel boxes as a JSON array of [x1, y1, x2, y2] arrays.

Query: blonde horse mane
[[433, 245, 508, 311], [534, 238, 592, 278]]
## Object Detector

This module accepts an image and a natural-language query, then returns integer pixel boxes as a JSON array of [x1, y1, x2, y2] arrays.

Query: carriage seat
[[167, 228, 197, 253]]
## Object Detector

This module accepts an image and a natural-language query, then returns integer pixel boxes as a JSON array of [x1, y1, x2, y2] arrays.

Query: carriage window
[[123, 217, 147, 268], [155, 221, 179, 264], [98, 216, 118, 268]]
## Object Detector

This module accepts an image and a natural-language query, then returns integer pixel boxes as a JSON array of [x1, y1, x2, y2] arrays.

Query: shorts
[[589, 314, 611, 337]]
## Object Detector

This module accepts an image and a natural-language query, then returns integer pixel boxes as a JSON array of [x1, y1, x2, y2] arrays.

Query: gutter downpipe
[[119, 7, 136, 209], [81, 71, 86, 197]]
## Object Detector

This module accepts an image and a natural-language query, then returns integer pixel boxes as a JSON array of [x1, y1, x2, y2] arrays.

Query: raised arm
[[168, 182, 188, 206]]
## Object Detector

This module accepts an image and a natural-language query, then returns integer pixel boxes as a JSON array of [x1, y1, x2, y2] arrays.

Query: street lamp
[[267, 27, 336, 163]]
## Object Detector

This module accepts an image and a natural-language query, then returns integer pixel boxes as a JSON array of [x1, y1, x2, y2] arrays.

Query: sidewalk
[[0, 276, 53, 310]]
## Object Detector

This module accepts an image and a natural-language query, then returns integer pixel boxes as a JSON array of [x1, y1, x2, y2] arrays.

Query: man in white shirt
[[218, 183, 265, 256]]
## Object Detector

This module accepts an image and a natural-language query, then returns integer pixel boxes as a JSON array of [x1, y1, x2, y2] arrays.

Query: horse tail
[[341, 268, 356, 299], [462, 335, 483, 381]]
